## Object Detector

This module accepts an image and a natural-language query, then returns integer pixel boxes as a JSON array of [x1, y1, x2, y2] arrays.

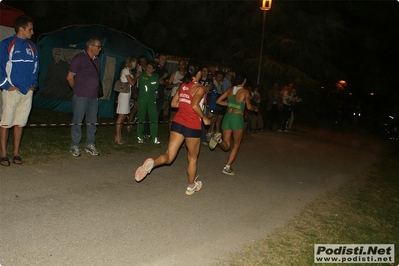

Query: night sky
[[3, 0, 399, 110]]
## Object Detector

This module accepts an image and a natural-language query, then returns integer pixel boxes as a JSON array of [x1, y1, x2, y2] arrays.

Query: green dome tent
[[34, 24, 154, 118]]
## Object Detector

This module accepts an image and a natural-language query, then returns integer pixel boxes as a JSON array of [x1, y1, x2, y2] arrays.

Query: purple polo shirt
[[68, 51, 100, 99]]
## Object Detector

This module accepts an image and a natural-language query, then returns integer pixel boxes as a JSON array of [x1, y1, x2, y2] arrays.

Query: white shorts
[[116, 91, 132, 115], [0, 90, 33, 128]]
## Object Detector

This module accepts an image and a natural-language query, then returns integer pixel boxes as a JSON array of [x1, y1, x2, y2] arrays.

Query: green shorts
[[221, 113, 244, 131]]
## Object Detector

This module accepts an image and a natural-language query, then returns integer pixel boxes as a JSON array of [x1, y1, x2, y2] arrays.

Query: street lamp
[[257, 0, 273, 86], [336, 80, 347, 91]]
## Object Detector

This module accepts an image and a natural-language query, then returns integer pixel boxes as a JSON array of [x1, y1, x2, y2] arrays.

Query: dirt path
[[0, 126, 382, 266]]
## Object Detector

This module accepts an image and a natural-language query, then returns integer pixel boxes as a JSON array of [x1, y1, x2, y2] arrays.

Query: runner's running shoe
[[209, 132, 222, 150], [135, 158, 154, 181], [185, 175, 202, 195], [222, 166, 235, 176]]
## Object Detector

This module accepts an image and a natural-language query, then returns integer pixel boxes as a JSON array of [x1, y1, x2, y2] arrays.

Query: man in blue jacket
[[0, 15, 39, 166]]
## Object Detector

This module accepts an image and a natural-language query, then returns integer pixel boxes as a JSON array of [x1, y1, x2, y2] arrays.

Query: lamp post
[[257, 0, 272, 86]]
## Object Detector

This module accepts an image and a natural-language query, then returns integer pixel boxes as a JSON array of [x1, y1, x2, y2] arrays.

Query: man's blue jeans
[[70, 96, 98, 149]]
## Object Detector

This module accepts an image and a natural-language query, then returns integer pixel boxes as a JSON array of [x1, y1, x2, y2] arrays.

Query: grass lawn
[[11, 108, 169, 164], [211, 145, 399, 266]]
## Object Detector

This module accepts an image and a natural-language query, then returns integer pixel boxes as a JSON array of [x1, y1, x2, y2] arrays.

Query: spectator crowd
[[0, 15, 302, 196]]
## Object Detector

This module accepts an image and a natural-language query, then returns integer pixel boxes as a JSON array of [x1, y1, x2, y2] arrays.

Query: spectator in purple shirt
[[66, 37, 102, 157]]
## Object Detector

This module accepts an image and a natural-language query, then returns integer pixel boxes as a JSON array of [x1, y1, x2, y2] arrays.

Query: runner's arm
[[192, 85, 210, 125]]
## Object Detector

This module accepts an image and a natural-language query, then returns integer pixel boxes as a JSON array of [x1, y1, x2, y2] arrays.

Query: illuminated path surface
[[1, 126, 382, 266]]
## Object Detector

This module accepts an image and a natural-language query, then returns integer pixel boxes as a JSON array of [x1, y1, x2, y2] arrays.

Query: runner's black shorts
[[171, 121, 201, 138]]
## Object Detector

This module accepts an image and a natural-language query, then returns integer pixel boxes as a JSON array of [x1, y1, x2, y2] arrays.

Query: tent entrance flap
[[102, 55, 116, 100], [40, 48, 81, 101]]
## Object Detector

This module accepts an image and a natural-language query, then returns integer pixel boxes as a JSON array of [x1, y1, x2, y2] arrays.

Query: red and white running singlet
[[173, 82, 204, 130]]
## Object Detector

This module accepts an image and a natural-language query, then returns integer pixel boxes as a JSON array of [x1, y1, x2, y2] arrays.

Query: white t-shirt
[[120, 67, 132, 83], [282, 91, 293, 105], [171, 70, 185, 96]]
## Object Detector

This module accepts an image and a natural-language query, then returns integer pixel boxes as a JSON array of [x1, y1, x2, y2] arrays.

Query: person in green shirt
[[136, 61, 160, 144]]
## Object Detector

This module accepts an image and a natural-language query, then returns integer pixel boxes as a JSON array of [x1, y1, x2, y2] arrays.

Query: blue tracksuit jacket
[[0, 35, 39, 95]]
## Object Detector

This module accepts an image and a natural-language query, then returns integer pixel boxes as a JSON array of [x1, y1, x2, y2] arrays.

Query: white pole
[[257, 10, 267, 85]]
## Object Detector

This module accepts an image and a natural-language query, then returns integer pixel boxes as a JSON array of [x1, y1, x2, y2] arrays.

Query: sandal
[[13, 156, 22, 165], [1, 157, 10, 166]]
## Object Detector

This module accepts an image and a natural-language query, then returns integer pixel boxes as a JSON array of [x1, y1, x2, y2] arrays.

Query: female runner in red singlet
[[135, 63, 210, 196]]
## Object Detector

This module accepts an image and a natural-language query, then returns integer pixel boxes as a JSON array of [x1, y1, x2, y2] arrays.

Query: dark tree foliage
[[5, 0, 398, 116]]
